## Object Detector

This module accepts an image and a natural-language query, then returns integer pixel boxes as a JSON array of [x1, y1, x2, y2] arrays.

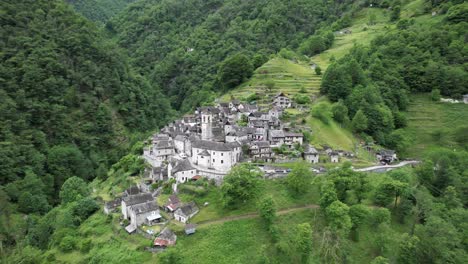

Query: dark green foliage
[[0, 0, 172, 208], [320, 181, 338, 209], [321, 14, 467, 146], [294, 223, 313, 263], [286, 162, 313, 195], [351, 110, 368, 133], [311, 102, 333, 124], [219, 53, 254, 90], [325, 201, 352, 236], [221, 164, 263, 208], [258, 196, 277, 228], [315, 65, 322, 75], [332, 100, 349, 124], [67, 0, 136, 23], [446, 2, 468, 23], [111, 0, 354, 111]]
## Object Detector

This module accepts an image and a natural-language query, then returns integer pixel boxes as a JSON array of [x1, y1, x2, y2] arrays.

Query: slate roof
[[275, 92, 288, 98], [199, 106, 220, 114], [198, 149, 211, 156], [175, 201, 199, 218], [130, 201, 159, 215], [104, 197, 122, 209], [377, 149, 395, 156], [174, 135, 186, 141], [304, 145, 318, 154], [252, 141, 270, 148], [154, 228, 177, 246], [285, 132, 303, 137], [192, 140, 236, 151], [172, 159, 195, 173], [155, 140, 173, 149], [125, 186, 140, 196], [123, 193, 154, 206], [270, 130, 285, 138]]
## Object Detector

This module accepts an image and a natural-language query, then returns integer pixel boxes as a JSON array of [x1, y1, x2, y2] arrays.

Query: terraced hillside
[[223, 7, 392, 104], [221, 58, 321, 105], [402, 94, 468, 158]]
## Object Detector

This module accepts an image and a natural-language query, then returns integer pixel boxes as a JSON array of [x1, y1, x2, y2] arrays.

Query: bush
[[311, 102, 332, 124], [59, 236, 77, 252], [80, 239, 93, 253]]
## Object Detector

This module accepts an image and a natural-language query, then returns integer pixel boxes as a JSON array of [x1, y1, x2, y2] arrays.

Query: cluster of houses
[[101, 92, 403, 251], [142, 93, 308, 184], [103, 185, 199, 249]]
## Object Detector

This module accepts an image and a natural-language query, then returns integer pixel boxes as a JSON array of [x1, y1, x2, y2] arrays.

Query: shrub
[[59, 236, 77, 252]]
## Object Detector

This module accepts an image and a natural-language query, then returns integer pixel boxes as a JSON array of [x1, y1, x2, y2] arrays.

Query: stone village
[[102, 92, 398, 251]]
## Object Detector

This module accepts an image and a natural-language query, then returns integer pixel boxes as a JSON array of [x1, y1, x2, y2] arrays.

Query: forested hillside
[[1, 0, 467, 263], [67, 0, 136, 23], [320, 0, 468, 149], [109, 0, 359, 111], [0, 0, 172, 209]]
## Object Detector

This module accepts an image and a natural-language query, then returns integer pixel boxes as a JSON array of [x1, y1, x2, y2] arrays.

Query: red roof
[[191, 175, 202, 180], [154, 238, 169, 247]]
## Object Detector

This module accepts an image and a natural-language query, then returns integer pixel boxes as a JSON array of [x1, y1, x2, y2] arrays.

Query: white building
[[128, 201, 161, 227], [168, 159, 197, 183], [143, 139, 174, 167], [174, 202, 199, 223], [304, 145, 319, 163], [191, 140, 241, 172], [121, 193, 154, 220]]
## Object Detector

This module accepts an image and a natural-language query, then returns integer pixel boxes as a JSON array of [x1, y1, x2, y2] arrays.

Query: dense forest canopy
[[0, 0, 173, 203], [66, 0, 137, 23], [1, 0, 467, 263], [109, 0, 358, 111]]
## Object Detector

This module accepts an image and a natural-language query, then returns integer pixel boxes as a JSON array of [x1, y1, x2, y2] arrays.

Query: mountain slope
[[66, 0, 136, 23], [110, 0, 357, 111], [0, 0, 172, 193]]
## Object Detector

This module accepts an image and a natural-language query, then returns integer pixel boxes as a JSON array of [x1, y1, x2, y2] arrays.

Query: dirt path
[[196, 204, 319, 227]]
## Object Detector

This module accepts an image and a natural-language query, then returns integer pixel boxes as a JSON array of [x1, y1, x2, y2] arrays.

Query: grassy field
[[401, 94, 468, 158], [159, 179, 321, 223], [221, 57, 321, 105], [311, 8, 391, 70]]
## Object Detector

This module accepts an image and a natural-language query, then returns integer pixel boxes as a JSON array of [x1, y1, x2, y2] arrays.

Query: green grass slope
[[401, 94, 468, 158]]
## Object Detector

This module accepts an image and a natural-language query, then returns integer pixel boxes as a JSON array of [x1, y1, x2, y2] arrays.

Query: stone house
[[330, 151, 339, 163], [376, 149, 397, 163], [128, 201, 161, 227], [269, 130, 285, 147], [124, 186, 140, 197], [121, 193, 154, 220], [154, 228, 177, 247], [284, 132, 303, 148], [174, 201, 199, 223], [103, 197, 122, 215], [304, 145, 319, 164], [164, 194, 181, 212], [250, 141, 274, 162], [273, 92, 291, 108], [168, 159, 197, 183]]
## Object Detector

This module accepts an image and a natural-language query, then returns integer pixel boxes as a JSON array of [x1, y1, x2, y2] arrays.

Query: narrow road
[[353, 160, 420, 173], [196, 204, 319, 227]]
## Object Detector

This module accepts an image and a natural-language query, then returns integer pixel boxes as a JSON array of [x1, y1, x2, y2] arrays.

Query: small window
[[221, 160, 224, 164], [221, 153, 223, 156]]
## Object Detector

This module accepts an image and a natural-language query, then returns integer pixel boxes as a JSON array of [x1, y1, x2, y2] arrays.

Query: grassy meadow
[[401, 94, 468, 158]]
